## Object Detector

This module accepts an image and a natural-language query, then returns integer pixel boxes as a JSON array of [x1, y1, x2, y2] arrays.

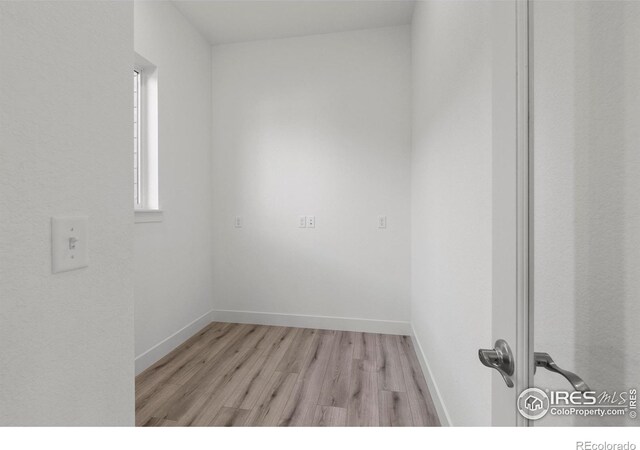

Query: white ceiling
[[171, 0, 416, 45]]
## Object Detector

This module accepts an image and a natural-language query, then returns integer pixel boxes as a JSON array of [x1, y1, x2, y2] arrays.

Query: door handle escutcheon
[[534, 352, 590, 392], [478, 339, 515, 388]]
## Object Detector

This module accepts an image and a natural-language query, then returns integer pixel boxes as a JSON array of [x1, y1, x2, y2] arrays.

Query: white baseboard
[[212, 309, 411, 336], [135, 309, 214, 376], [410, 324, 453, 426]]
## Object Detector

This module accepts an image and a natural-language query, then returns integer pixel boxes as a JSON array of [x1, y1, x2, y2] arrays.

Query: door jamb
[[515, 0, 533, 427]]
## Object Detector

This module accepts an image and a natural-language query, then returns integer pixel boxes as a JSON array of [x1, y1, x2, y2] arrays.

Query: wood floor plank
[[135, 382, 181, 427], [255, 325, 288, 350], [157, 345, 255, 423], [142, 417, 178, 427], [221, 355, 269, 409], [135, 322, 228, 393], [142, 321, 250, 390], [245, 371, 298, 427], [209, 348, 269, 409], [259, 326, 299, 370], [346, 359, 379, 426], [275, 328, 317, 373], [318, 331, 355, 408], [376, 334, 406, 392], [171, 323, 270, 387], [312, 406, 347, 426], [135, 322, 218, 384], [238, 325, 271, 350], [223, 326, 297, 410], [396, 335, 441, 426], [353, 332, 378, 372], [139, 326, 271, 424], [379, 391, 414, 427], [168, 324, 252, 386], [135, 323, 440, 427], [175, 345, 266, 426], [209, 407, 250, 427], [278, 331, 335, 426]]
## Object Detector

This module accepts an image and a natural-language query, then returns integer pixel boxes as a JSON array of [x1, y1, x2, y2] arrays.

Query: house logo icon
[[525, 395, 543, 411], [517, 388, 550, 420]]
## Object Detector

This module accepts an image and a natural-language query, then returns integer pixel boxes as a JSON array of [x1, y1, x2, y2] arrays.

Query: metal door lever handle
[[478, 339, 514, 388], [534, 352, 590, 392]]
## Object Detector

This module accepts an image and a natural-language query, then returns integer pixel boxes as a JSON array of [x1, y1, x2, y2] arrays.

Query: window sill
[[135, 209, 164, 224]]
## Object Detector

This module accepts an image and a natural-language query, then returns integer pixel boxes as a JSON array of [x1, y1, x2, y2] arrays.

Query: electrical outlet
[[307, 216, 315, 228], [378, 216, 387, 229], [299, 216, 307, 228]]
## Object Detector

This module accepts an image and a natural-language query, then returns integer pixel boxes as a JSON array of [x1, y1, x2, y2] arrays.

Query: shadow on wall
[[572, 2, 632, 426], [533, 0, 640, 427], [210, 28, 412, 324]]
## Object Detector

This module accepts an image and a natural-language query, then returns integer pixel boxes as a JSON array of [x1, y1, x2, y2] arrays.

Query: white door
[[484, 0, 640, 427], [529, 0, 640, 426], [482, 0, 532, 426]]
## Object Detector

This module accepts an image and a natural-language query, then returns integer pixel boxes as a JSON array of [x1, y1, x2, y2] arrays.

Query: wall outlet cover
[[51, 215, 88, 273]]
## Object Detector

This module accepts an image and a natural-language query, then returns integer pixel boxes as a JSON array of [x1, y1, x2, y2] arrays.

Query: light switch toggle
[[52, 215, 88, 273]]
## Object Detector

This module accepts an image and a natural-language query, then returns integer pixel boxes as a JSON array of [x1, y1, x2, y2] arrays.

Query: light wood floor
[[136, 322, 440, 427]]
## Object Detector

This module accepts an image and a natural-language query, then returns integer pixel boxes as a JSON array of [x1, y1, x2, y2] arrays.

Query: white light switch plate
[[52, 216, 88, 273], [378, 216, 387, 229], [298, 216, 307, 228], [306, 216, 315, 228]]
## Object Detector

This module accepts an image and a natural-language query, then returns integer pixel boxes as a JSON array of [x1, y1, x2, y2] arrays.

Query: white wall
[[133, 1, 214, 373], [210, 26, 412, 332], [0, 1, 134, 425], [411, 0, 493, 426], [532, 0, 640, 426]]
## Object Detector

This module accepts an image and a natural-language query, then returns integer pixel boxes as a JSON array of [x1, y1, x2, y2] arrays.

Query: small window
[[133, 70, 142, 208], [133, 54, 160, 222]]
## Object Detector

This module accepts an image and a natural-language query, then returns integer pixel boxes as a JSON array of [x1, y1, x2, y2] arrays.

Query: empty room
[[1, 0, 639, 443]]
